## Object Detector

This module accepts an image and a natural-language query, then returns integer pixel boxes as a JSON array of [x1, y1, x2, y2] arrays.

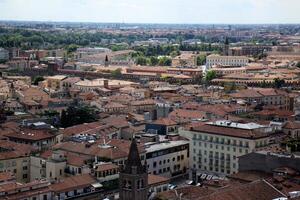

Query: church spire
[[124, 139, 146, 174], [119, 139, 148, 200]]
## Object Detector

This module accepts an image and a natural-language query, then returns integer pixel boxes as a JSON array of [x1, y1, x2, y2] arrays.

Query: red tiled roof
[[157, 186, 214, 200], [54, 139, 145, 160], [5, 128, 55, 141], [51, 174, 96, 193], [95, 163, 119, 172], [148, 174, 170, 186], [197, 179, 285, 200], [62, 122, 118, 138], [189, 123, 269, 139], [283, 121, 300, 129], [152, 118, 177, 126], [0, 172, 15, 182], [169, 109, 207, 122], [0, 140, 36, 160], [231, 88, 288, 99]]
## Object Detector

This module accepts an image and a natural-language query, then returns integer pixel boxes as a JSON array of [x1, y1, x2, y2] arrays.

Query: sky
[[0, 0, 299, 24]]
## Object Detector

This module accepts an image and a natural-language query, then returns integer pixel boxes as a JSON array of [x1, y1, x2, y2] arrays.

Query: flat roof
[[145, 140, 189, 153], [207, 120, 266, 130]]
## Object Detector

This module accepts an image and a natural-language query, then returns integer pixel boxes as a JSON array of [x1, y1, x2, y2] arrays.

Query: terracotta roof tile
[[50, 174, 96, 193]]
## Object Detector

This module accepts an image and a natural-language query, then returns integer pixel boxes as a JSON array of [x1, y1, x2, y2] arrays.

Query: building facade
[[0, 48, 9, 61], [206, 54, 249, 68], [179, 120, 271, 180], [145, 140, 189, 178]]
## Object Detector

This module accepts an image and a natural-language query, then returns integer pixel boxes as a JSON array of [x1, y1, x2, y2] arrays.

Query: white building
[[206, 54, 249, 69], [0, 48, 9, 61], [179, 120, 272, 180], [145, 140, 189, 178], [75, 47, 111, 59]]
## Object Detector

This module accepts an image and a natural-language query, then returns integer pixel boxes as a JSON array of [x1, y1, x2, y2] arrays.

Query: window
[[23, 174, 28, 179], [245, 142, 249, 147], [153, 162, 157, 168]]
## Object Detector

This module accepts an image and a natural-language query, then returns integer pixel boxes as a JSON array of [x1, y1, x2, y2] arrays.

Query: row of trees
[[132, 45, 180, 57], [135, 56, 172, 66], [179, 43, 222, 52]]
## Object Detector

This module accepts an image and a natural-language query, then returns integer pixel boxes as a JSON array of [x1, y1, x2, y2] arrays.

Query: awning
[[91, 183, 103, 188]]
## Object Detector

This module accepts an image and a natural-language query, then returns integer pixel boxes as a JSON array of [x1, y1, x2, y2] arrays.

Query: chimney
[[104, 79, 109, 89]]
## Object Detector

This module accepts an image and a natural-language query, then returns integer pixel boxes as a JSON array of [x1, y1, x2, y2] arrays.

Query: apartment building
[[44, 75, 67, 91], [206, 54, 248, 68], [30, 151, 66, 182], [0, 48, 9, 61], [0, 140, 35, 183], [230, 88, 292, 110], [179, 120, 272, 180], [145, 140, 189, 178]]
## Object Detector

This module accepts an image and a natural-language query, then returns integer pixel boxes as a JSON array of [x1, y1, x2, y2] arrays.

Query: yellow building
[[44, 75, 67, 91]]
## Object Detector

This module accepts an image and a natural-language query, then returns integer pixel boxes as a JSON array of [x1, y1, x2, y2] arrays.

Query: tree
[[196, 55, 206, 66], [273, 78, 285, 88], [135, 56, 148, 66], [66, 44, 79, 53], [33, 76, 44, 85], [111, 68, 122, 78], [149, 56, 159, 66], [60, 106, 99, 128], [170, 50, 180, 58], [158, 56, 172, 66], [205, 70, 217, 83], [60, 109, 68, 128]]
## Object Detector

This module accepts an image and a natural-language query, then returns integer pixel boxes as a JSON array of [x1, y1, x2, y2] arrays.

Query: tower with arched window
[[119, 139, 148, 200]]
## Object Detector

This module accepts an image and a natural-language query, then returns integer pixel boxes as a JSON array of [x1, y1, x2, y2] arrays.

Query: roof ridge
[[262, 179, 287, 198]]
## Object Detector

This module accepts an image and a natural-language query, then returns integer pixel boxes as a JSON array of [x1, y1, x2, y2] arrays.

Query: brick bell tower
[[119, 139, 148, 200]]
